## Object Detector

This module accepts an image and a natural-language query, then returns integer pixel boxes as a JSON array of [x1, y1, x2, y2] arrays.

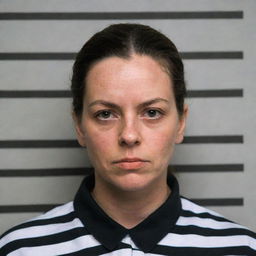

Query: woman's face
[[75, 54, 187, 193]]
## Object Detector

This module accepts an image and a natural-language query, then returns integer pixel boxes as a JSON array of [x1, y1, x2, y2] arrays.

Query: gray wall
[[0, 0, 255, 234]]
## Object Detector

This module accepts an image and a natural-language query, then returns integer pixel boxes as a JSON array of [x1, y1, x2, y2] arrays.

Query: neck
[[91, 177, 171, 229]]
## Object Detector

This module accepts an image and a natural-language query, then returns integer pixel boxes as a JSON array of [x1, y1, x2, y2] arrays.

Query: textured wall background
[[0, 0, 255, 234]]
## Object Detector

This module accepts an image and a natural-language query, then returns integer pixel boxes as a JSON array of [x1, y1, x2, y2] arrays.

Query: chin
[[111, 172, 155, 192]]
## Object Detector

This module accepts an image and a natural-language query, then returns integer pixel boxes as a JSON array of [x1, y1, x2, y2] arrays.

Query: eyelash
[[143, 109, 164, 119], [94, 108, 164, 121], [94, 110, 117, 120]]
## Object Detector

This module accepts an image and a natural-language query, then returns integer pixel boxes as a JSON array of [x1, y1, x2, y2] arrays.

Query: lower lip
[[115, 161, 147, 170]]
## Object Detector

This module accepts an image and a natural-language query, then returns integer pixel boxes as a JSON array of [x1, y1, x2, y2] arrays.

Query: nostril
[[118, 120, 141, 146], [119, 133, 141, 146]]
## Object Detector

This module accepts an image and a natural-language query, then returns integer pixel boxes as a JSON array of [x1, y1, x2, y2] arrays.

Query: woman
[[0, 23, 255, 256]]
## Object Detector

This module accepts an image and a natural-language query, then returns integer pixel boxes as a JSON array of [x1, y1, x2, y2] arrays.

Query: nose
[[118, 118, 141, 147]]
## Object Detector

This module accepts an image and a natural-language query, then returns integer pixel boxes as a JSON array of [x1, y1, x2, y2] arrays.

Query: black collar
[[74, 173, 181, 253]]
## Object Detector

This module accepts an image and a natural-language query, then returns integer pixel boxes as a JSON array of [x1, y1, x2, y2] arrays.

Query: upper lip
[[113, 158, 148, 163]]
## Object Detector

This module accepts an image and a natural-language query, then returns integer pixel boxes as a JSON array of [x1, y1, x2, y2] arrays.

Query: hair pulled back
[[71, 23, 186, 117]]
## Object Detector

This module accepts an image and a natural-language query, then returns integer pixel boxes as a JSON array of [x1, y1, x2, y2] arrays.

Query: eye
[[95, 110, 116, 120], [144, 109, 163, 119]]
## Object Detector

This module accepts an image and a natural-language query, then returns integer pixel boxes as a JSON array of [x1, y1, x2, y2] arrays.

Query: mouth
[[113, 158, 149, 170]]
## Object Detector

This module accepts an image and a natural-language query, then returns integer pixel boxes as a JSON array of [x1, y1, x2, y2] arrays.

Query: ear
[[72, 112, 87, 147], [175, 104, 188, 144]]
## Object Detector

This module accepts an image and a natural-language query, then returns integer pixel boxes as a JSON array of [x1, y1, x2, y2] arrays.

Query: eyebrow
[[88, 98, 170, 110]]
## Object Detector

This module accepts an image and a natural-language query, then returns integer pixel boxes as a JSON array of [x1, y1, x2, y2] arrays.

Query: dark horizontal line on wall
[[0, 136, 243, 148], [0, 198, 243, 213], [0, 140, 80, 148], [0, 51, 243, 60], [0, 164, 243, 177], [0, 52, 76, 60], [181, 52, 243, 59], [0, 89, 243, 98], [187, 89, 243, 98], [0, 204, 60, 213], [191, 198, 243, 206], [0, 90, 72, 98], [173, 164, 244, 172], [0, 168, 91, 177], [183, 135, 243, 144], [0, 11, 243, 20]]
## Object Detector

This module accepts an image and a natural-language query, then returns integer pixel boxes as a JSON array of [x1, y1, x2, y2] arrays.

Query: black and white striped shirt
[[1, 174, 256, 255]]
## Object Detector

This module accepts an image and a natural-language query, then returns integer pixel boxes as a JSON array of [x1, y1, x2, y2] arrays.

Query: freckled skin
[[75, 54, 187, 195]]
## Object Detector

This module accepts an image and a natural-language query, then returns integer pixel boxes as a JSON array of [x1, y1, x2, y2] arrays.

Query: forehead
[[85, 54, 173, 104]]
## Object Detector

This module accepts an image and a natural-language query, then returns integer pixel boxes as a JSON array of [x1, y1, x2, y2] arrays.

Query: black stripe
[[181, 51, 243, 59], [0, 90, 71, 98], [0, 164, 243, 177], [59, 244, 130, 256], [173, 164, 244, 172], [0, 211, 77, 239], [191, 198, 243, 206], [173, 225, 256, 238], [0, 11, 243, 20], [0, 140, 80, 148], [153, 244, 255, 256], [0, 89, 243, 98], [0, 53, 76, 60], [0, 204, 59, 213], [180, 209, 234, 223], [182, 135, 243, 143], [0, 51, 243, 60], [187, 89, 243, 98], [0, 198, 243, 213], [0, 136, 243, 148], [1, 227, 89, 256], [0, 168, 92, 177]]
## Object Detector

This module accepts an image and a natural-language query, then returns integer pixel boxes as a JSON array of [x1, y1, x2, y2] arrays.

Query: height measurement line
[[192, 198, 243, 206], [0, 164, 243, 177], [0, 136, 243, 148], [0, 51, 243, 60], [0, 89, 243, 98], [0, 11, 243, 20], [0, 198, 243, 213]]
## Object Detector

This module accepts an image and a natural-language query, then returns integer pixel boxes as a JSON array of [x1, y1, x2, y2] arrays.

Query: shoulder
[[0, 202, 84, 256], [175, 197, 256, 250]]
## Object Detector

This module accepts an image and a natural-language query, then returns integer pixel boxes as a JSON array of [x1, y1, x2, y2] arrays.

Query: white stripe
[[159, 233, 256, 249], [101, 249, 152, 256], [181, 198, 222, 217], [101, 248, 133, 256], [8, 234, 101, 256], [121, 235, 138, 249], [101, 248, 155, 256], [0, 218, 83, 248], [177, 216, 248, 230], [30, 202, 74, 221]]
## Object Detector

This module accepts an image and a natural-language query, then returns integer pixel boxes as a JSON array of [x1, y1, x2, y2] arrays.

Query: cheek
[[84, 125, 115, 155], [146, 126, 177, 156]]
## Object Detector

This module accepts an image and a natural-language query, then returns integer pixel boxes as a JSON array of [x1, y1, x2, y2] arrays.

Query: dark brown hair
[[71, 23, 186, 117]]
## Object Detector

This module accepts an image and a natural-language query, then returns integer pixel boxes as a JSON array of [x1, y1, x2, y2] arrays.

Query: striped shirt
[[0, 174, 255, 256]]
